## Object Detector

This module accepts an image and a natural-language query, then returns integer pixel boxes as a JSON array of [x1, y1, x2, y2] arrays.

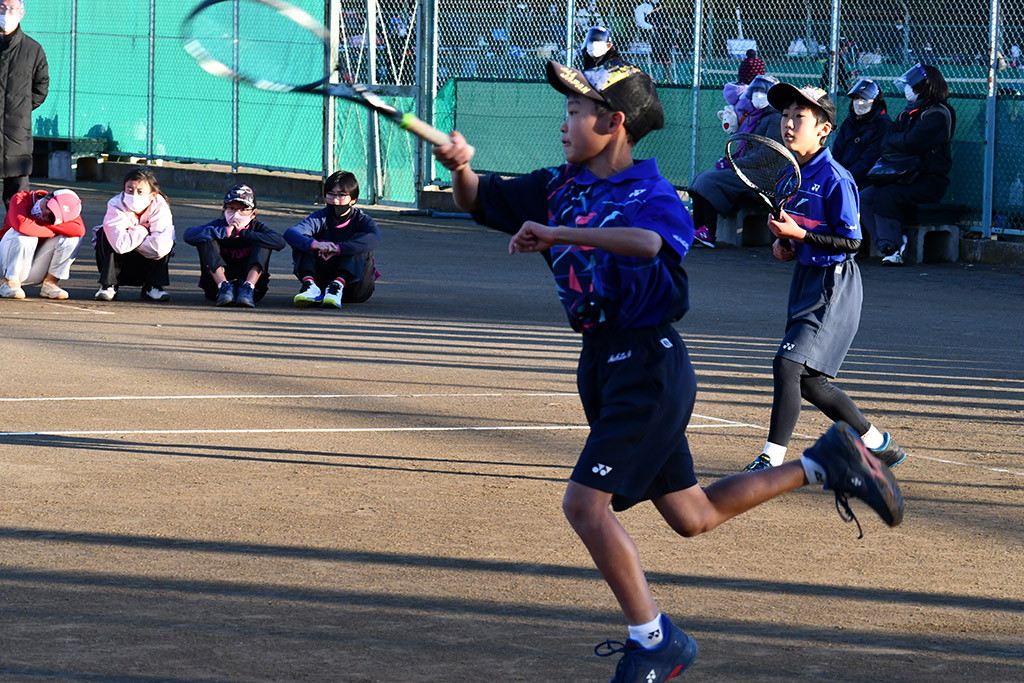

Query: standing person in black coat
[[860, 64, 955, 265], [0, 0, 49, 208], [832, 78, 892, 189], [183, 185, 286, 308]]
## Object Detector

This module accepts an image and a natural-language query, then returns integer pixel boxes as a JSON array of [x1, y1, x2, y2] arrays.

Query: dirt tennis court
[[1, 180, 1022, 682]]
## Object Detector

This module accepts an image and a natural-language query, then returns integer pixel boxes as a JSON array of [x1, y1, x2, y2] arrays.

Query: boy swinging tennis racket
[[433, 59, 904, 682]]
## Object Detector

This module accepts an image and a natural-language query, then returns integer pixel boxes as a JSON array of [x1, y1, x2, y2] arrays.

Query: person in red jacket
[[0, 188, 84, 299]]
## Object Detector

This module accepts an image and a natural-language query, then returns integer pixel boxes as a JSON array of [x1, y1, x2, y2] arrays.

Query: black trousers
[[2, 175, 29, 209], [689, 190, 719, 240], [94, 231, 171, 288], [292, 249, 375, 303], [195, 240, 272, 301]]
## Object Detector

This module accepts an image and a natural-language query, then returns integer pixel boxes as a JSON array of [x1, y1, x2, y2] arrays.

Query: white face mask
[[224, 210, 254, 229], [30, 197, 46, 219], [751, 91, 769, 110], [586, 41, 609, 59], [904, 84, 918, 102], [0, 14, 22, 33], [123, 191, 152, 213], [852, 98, 873, 116]]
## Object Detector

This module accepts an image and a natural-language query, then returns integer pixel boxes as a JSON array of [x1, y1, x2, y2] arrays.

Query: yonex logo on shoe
[[660, 338, 672, 348], [608, 351, 632, 363], [851, 475, 863, 487], [646, 670, 657, 683], [593, 463, 613, 476]]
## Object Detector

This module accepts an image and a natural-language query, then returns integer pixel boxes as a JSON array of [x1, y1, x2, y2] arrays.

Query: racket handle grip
[[400, 113, 451, 147]]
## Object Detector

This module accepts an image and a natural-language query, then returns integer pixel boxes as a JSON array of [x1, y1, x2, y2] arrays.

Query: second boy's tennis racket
[[724, 133, 801, 221], [182, 0, 450, 146]]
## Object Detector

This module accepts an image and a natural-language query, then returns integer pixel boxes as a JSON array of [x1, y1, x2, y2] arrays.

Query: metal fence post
[[827, 0, 841, 98], [419, 0, 439, 194], [982, 0, 1000, 238], [147, 0, 156, 159], [564, 0, 575, 65], [689, 0, 704, 184], [70, 0, 77, 137], [232, 0, 239, 172], [324, 0, 341, 181], [368, 0, 381, 201]]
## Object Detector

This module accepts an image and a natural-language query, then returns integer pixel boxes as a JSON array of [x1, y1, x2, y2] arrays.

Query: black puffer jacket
[[832, 108, 892, 188], [0, 27, 49, 177], [883, 100, 956, 181]]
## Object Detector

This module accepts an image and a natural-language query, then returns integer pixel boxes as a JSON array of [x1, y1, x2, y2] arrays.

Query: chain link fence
[[21, 1, 1024, 233]]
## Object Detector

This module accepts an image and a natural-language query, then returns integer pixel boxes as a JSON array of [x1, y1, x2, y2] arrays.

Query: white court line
[[43, 302, 115, 315], [0, 417, 744, 438], [906, 453, 1024, 477], [1, 425, 590, 437], [1, 392, 1017, 477], [0, 392, 578, 403]]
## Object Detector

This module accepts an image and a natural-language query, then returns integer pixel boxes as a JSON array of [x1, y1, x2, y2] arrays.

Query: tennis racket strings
[[184, 0, 331, 90], [726, 136, 799, 201]]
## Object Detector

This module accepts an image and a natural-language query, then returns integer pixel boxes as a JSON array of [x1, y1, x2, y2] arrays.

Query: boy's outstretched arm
[[509, 221, 663, 258], [432, 131, 480, 214]]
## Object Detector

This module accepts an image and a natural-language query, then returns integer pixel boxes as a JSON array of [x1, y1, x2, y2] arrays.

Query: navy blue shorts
[[572, 323, 699, 511]]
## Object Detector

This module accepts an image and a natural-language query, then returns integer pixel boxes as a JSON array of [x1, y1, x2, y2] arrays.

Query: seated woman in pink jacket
[[93, 167, 176, 302], [0, 188, 85, 300]]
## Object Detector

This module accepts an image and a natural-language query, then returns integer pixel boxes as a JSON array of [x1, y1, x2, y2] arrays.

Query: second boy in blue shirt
[[744, 83, 907, 473]]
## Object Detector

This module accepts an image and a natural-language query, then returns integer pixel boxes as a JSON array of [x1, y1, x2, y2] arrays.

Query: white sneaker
[[881, 251, 904, 266], [0, 281, 26, 299], [293, 280, 323, 307], [141, 286, 171, 302], [322, 280, 343, 308], [94, 286, 117, 301], [40, 281, 69, 300]]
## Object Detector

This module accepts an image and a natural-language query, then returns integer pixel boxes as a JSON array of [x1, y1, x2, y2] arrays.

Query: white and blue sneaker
[[293, 280, 323, 308]]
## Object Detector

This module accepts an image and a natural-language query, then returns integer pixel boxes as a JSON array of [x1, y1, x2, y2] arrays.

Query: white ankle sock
[[628, 614, 665, 649], [861, 425, 884, 450], [763, 442, 788, 466], [801, 455, 828, 486]]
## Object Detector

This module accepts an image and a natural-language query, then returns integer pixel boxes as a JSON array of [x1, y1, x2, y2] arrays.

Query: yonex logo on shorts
[[782, 342, 796, 351], [660, 337, 672, 348], [593, 463, 613, 476], [646, 670, 657, 682], [608, 351, 632, 363]]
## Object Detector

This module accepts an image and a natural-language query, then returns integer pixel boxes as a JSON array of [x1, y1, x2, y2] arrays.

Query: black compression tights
[[767, 356, 871, 446]]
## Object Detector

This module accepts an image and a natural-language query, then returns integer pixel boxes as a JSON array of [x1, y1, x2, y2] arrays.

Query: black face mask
[[328, 204, 352, 220]]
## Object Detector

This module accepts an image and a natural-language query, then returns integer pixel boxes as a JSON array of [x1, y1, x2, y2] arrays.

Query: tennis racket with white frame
[[182, 0, 450, 146]]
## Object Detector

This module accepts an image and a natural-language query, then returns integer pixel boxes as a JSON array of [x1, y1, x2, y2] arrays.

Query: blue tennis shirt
[[472, 158, 694, 335], [779, 147, 862, 267]]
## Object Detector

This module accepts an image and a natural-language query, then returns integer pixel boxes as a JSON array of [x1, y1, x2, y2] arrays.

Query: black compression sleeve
[[802, 231, 862, 254]]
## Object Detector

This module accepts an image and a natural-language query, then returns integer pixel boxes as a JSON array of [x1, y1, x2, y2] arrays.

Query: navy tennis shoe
[[803, 421, 904, 536], [595, 614, 698, 683]]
